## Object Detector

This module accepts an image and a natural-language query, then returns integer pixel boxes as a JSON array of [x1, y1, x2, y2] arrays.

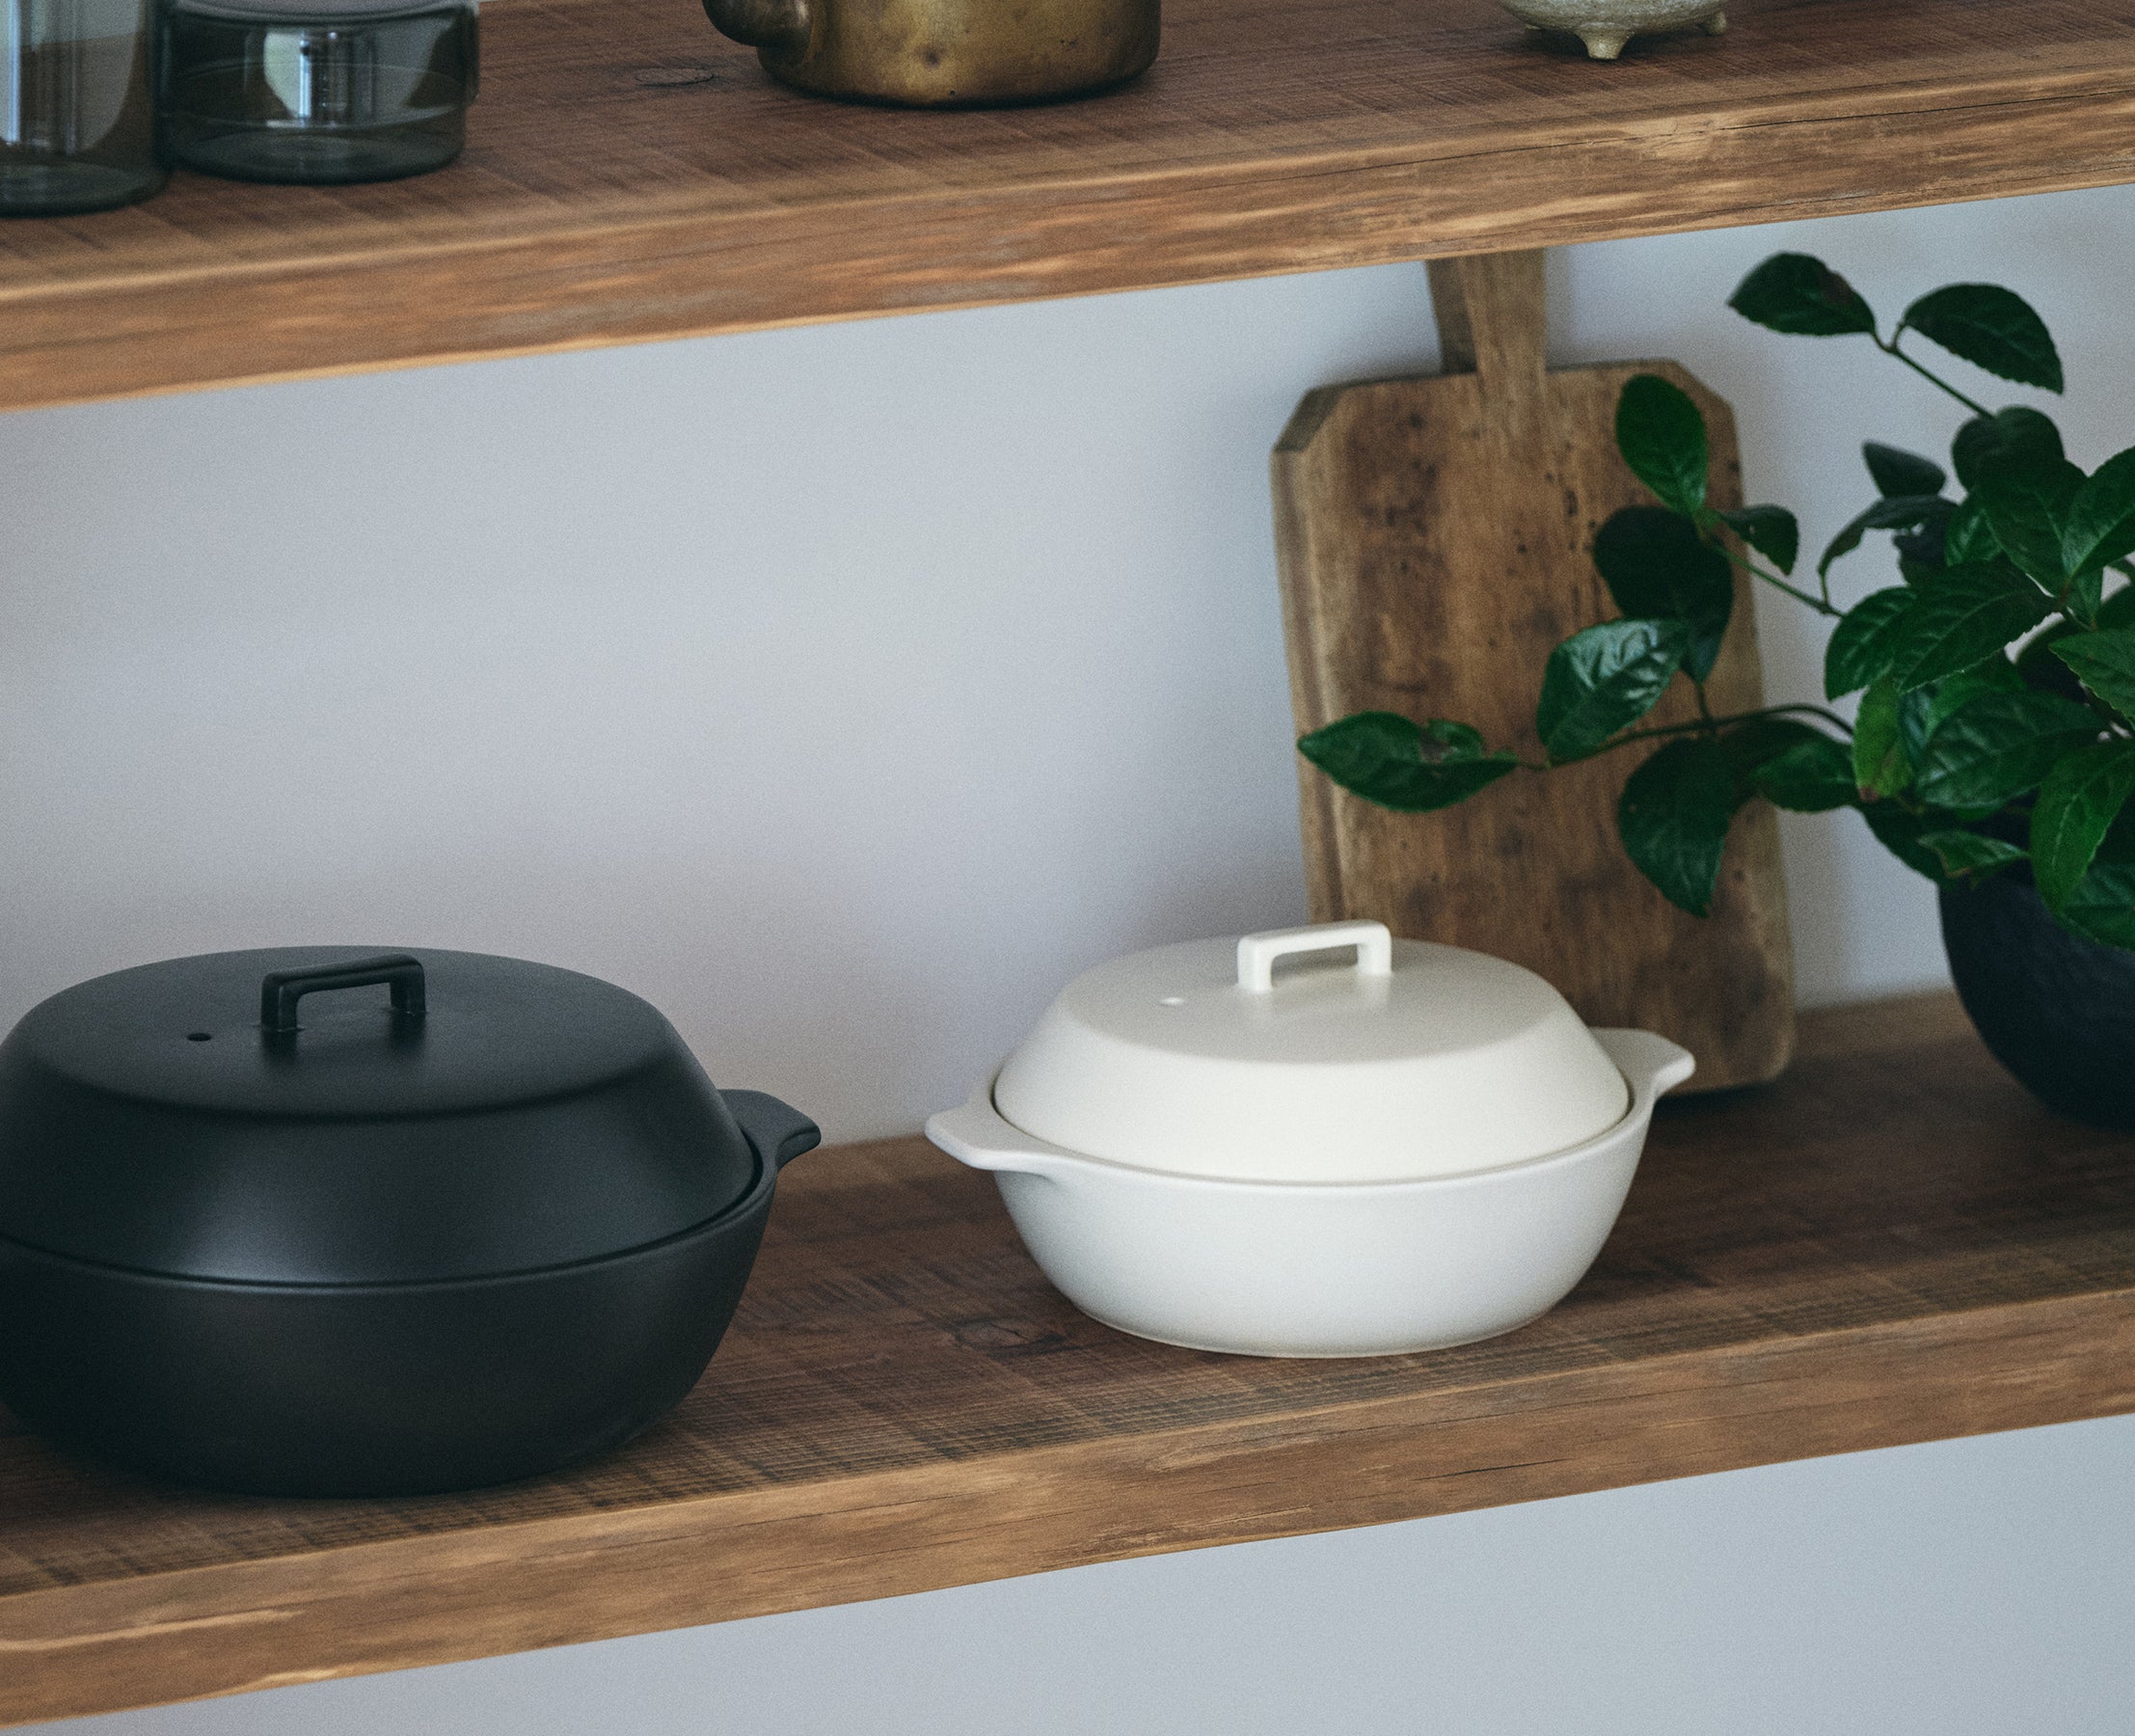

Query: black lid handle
[[259, 955, 427, 1035]]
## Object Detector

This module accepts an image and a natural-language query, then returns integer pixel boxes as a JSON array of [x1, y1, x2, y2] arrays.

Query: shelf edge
[[6, 1281, 2132, 1726], [5, 70, 2135, 413]]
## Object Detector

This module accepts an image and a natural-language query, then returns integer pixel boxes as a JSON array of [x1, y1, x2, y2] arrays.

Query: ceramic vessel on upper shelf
[[0, 0, 165, 214], [928, 921, 1695, 1357], [701, 0, 1159, 106], [1499, 0, 1727, 60], [160, 0, 479, 185]]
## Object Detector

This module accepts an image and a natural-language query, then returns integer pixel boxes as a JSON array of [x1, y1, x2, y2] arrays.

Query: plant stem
[[1541, 703, 1852, 769], [1880, 330, 1992, 419], [1713, 538, 1843, 616]]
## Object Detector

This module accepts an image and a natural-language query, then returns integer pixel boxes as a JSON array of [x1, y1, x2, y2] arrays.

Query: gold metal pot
[[702, 0, 1159, 107]]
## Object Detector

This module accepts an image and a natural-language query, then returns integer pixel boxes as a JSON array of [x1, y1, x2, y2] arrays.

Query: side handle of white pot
[[926, 1073, 1086, 1180], [1591, 1028, 1697, 1109]]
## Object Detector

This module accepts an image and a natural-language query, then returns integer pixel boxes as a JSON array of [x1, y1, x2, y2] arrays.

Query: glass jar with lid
[[2, 0, 166, 214], [160, 0, 474, 184]]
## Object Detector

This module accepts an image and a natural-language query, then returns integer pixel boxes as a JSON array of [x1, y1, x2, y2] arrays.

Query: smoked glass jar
[[1, 0, 165, 214], [161, 0, 474, 184]]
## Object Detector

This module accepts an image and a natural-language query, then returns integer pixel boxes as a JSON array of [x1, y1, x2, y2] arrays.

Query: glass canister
[[1, 0, 165, 214], [160, 0, 474, 184]]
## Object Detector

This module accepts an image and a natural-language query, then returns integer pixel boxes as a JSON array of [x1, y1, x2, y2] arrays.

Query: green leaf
[[1895, 688, 1935, 773], [1728, 254, 1878, 337], [1895, 659, 2029, 789], [1297, 713, 1519, 813], [1824, 587, 1914, 699], [1972, 460, 2084, 589], [1614, 376, 1710, 517], [1900, 285, 2064, 392], [1859, 800, 1956, 884], [2070, 567, 2107, 628], [1616, 737, 1741, 917], [2062, 447, 2135, 578], [1942, 496, 2000, 566], [1759, 738, 1859, 812], [1886, 563, 2051, 692], [2093, 801, 2135, 867], [1863, 442, 1948, 500], [2016, 619, 2091, 705], [1912, 690, 2101, 809], [1723, 719, 1856, 813], [2049, 628, 2135, 719], [1717, 715, 1821, 776], [2031, 741, 2135, 909], [1535, 619, 1693, 762], [2058, 857, 2135, 950], [1952, 408, 2065, 491], [2101, 586, 2135, 630], [1935, 652, 2027, 706], [1893, 524, 1950, 580], [1819, 494, 1950, 580], [1916, 830, 2028, 884], [1718, 504, 1799, 575], [1852, 675, 1910, 800], [1591, 507, 1733, 681]]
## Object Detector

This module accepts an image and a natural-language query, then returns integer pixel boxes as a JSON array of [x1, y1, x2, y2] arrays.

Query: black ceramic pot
[[0, 947, 818, 1496], [1939, 875, 2135, 1129]]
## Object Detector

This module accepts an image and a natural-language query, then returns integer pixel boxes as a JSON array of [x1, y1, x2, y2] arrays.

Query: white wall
[[18, 186, 2135, 1142], [8, 185, 2134, 1728]]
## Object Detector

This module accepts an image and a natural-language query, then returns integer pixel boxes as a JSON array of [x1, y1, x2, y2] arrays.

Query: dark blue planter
[[1939, 874, 2135, 1130]]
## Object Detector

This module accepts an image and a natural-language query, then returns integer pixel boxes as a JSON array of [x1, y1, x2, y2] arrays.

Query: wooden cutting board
[[1272, 250, 1795, 1091]]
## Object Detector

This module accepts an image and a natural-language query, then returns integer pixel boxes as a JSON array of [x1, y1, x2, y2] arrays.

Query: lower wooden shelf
[[4, 990, 2133, 1725]]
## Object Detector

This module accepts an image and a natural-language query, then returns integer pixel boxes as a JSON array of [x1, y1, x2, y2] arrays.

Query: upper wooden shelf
[[4, 0, 2135, 413], [5, 990, 2135, 1726]]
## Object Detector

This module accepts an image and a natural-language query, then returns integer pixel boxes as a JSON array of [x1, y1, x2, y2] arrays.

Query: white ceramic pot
[[992, 921, 1632, 1183], [929, 1027, 1692, 1358]]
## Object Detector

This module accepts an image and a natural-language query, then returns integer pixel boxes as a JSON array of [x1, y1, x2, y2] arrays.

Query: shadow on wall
[[5, 189, 2130, 1139]]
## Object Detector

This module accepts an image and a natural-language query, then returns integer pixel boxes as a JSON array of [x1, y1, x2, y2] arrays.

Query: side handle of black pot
[[724, 1090, 822, 1170]]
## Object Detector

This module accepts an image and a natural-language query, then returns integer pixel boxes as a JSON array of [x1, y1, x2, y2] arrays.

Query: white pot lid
[[991, 920, 1631, 1183]]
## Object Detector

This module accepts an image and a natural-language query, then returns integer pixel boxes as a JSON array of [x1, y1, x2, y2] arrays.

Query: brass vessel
[[702, 0, 1159, 107]]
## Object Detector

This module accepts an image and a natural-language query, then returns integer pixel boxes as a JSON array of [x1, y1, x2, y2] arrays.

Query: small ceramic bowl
[[1500, 0, 1727, 60], [929, 1027, 1694, 1358]]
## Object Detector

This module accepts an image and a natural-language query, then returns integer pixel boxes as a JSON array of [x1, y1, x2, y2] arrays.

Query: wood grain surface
[[4, 0, 2135, 411], [5, 993, 2135, 1724], [1274, 251, 1794, 1090]]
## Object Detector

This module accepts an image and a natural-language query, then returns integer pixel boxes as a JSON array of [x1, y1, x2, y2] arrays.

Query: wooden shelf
[[4, 0, 2135, 413], [4, 990, 2134, 1725]]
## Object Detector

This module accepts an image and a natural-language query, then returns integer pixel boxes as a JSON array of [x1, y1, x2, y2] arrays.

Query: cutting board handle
[[1426, 251, 1547, 400]]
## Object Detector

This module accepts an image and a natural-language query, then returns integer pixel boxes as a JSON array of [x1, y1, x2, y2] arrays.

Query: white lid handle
[[1236, 921, 1394, 995]]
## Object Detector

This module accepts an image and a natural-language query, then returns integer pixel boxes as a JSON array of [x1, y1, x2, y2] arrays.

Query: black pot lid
[[0, 947, 760, 1285]]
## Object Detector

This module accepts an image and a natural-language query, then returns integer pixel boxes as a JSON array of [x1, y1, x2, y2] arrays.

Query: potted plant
[[1299, 252, 2135, 1126]]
